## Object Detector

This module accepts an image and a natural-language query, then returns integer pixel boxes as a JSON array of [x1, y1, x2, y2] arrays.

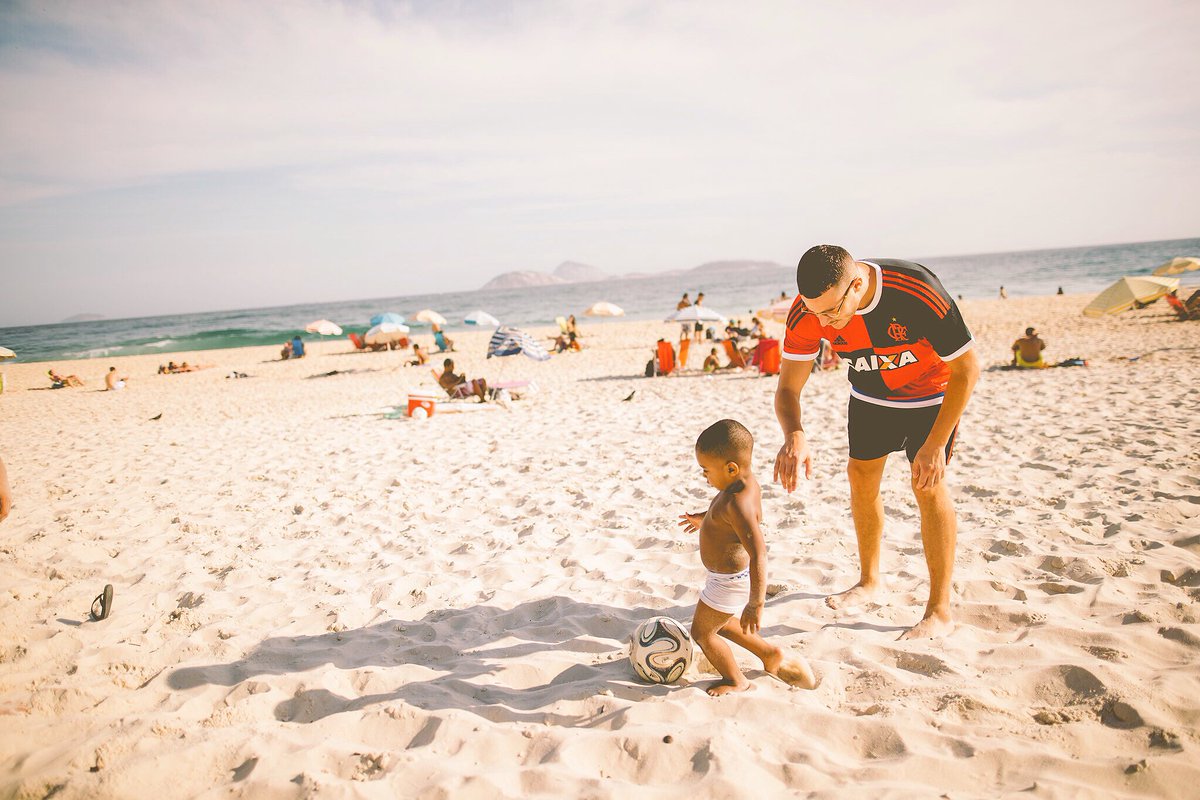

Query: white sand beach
[[1, 294, 1198, 798]]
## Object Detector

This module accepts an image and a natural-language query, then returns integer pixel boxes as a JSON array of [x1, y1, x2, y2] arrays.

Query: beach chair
[[678, 338, 690, 369], [754, 338, 781, 376], [348, 332, 367, 350], [1167, 293, 1200, 321], [655, 340, 677, 376], [721, 339, 747, 369]]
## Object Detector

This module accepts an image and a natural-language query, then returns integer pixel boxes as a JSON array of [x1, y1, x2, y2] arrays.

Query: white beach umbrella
[[584, 301, 624, 317], [756, 297, 794, 323], [1083, 276, 1180, 318], [464, 310, 500, 327], [413, 309, 447, 326], [305, 319, 343, 336], [0, 346, 15, 360], [364, 322, 411, 345], [665, 305, 727, 324], [1152, 257, 1200, 277]]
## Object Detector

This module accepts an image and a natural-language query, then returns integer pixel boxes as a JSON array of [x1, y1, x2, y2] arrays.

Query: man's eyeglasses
[[807, 279, 857, 322]]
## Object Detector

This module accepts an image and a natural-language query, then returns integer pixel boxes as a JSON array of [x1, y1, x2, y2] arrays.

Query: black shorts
[[847, 396, 957, 463]]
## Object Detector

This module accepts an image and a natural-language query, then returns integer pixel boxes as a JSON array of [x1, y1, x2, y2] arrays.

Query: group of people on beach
[[683, 244, 981, 695], [47, 366, 130, 390]]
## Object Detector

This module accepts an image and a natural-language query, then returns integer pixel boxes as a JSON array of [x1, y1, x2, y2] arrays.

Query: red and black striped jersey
[[783, 259, 974, 408]]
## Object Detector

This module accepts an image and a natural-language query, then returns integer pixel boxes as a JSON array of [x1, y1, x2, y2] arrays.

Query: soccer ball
[[629, 616, 694, 684]]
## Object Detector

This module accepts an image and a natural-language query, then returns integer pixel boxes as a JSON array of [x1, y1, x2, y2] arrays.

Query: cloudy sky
[[1, 0, 1197, 326]]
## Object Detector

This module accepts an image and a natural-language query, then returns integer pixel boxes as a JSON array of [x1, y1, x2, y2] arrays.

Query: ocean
[[1, 237, 1196, 364]]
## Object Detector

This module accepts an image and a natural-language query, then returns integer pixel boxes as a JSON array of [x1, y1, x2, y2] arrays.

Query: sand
[[1, 294, 1198, 798]]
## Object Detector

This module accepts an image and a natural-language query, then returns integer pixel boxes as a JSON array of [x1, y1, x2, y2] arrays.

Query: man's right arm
[[773, 357, 815, 492]]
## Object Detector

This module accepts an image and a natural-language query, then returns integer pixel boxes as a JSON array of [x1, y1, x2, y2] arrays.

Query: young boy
[[679, 419, 815, 695]]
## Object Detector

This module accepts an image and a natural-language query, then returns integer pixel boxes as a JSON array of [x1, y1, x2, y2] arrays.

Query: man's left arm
[[913, 349, 980, 489]]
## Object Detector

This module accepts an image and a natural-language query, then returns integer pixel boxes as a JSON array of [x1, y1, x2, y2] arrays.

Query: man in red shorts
[[773, 245, 980, 638]]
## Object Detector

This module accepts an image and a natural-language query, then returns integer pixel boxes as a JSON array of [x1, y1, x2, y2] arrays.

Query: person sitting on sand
[[437, 358, 488, 402], [48, 369, 84, 388], [1011, 327, 1048, 368], [408, 343, 428, 366], [703, 348, 723, 373], [678, 419, 815, 696], [281, 341, 293, 360], [105, 367, 128, 391]]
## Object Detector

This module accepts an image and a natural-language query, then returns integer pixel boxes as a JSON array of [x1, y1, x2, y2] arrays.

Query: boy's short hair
[[796, 244, 854, 298], [696, 419, 754, 466]]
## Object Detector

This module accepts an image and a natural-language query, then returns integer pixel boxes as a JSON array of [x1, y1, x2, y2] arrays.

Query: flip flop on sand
[[90, 584, 114, 621]]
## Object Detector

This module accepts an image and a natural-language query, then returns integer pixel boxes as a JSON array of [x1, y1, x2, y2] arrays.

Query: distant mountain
[[61, 313, 106, 323], [686, 260, 789, 277], [481, 271, 568, 290], [551, 261, 609, 283]]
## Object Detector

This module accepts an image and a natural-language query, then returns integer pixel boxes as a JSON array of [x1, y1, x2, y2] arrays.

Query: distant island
[[481, 259, 787, 290], [60, 313, 106, 323]]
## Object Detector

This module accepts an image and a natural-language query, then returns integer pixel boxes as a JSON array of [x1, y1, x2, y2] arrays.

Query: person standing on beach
[[677, 293, 691, 311], [773, 245, 979, 639], [694, 292, 706, 343]]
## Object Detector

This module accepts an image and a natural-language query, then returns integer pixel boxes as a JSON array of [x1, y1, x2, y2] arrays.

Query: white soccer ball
[[411, 406, 428, 419], [629, 616, 694, 684]]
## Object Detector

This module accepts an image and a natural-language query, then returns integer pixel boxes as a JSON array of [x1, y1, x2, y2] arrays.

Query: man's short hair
[[696, 419, 754, 465], [443, 358, 454, 369], [1025, 327, 1036, 336], [796, 244, 854, 298]]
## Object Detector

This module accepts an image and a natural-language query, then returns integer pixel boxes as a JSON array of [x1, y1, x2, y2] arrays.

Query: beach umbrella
[[364, 322, 411, 345], [0, 346, 15, 360], [487, 326, 550, 361], [1083, 276, 1180, 317], [464, 310, 500, 327], [756, 297, 794, 323], [665, 305, 727, 324], [412, 309, 447, 326], [1152, 257, 1200, 277], [305, 319, 343, 336], [584, 301, 625, 317], [369, 312, 405, 326]]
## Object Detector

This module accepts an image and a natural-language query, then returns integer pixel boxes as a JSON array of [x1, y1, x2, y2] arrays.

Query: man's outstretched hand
[[773, 433, 813, 493]]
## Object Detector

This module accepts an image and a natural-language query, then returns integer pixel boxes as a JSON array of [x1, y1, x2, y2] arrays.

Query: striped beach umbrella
[[487, 326, 550, 361]]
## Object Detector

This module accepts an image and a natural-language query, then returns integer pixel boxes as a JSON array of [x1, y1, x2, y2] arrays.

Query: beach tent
[[305, 319, 343, 336], [487, 326, 550, 361], [756, 297, 794, 323], [364, 322, 411, 345], [584, 301, 624, 317], [1082, 276, 1180, 318], [665, 305, 727, 324], [0, 346, 15, 360], [1153, 257, 1200, 277], [464, 310, 500, 327], [369, 312, 405, 326], [412, 309, 447, 326]]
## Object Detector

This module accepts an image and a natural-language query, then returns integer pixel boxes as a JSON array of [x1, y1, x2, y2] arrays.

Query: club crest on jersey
[[887, 319, 908, 341], [848, 350, 918, 372]]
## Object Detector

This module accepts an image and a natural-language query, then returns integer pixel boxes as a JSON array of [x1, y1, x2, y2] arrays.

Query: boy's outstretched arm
[[677, 512, 705, 533], [729, 498, 767, 634]]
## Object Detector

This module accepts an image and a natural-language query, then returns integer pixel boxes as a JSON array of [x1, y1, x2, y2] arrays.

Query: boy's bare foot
[[825, 581, 881, 610], [707, 679, 751, 696], [898, 611, 954, 640], [761, 648, 817, 690]]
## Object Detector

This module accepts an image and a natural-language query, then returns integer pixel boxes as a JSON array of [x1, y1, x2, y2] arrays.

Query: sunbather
[[437, 358, 487, 401], [48, 369, 84, 388]]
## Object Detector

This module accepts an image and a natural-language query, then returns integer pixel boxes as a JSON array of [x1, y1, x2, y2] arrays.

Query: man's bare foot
[[706, 679, 750, 697], [898, 612, 954, 640], [764, 652, 817, 690], [825, 581, 881, 610]]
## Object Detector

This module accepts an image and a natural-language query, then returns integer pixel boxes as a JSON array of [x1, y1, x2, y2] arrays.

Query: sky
[[1, 0, 1197, 326]]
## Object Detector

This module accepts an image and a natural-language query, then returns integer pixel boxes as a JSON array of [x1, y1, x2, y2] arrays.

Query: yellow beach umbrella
[[1083, 276, 1180, 318], [1152, 257, 1200, 277], [583, 301, 624, 317]]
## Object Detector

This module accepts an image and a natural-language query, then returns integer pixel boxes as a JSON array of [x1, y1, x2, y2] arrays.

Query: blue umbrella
[[487, 326, 550, 361], [370, 312, 405, 326]]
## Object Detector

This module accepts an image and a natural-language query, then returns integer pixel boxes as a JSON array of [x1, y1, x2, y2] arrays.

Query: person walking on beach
[[679, 419, 815, 695], [773, 245, 979, 639]]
